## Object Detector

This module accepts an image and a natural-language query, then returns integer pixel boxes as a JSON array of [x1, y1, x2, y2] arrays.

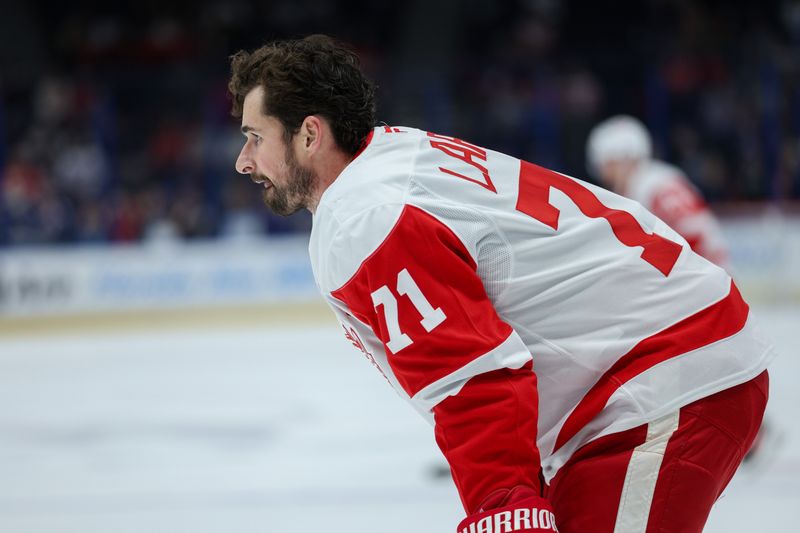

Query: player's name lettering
[[461, 507, 559, 533], [427, 132, 496, 193]]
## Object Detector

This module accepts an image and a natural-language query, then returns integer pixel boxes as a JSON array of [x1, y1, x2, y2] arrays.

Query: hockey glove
[[457, 486, 559, 533]]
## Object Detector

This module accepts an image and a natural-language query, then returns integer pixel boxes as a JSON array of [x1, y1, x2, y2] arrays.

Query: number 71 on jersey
[[370, 268, 447, 353]]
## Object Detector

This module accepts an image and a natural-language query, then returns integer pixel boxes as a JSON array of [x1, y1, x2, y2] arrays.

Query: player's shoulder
[[638, 160, 687, 185], [317, 126, 427, 219], [637, 160, 710, 222], [311, 200, 484, 297], [310, 199, 406, 292], [649, 161, 707, 202], [629, 160, 689, 202], [310, 126, 508, 291], [310, 126, 424, 290]]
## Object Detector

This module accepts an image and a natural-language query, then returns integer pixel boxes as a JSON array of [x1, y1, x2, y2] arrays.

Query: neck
[[306, 150, 355, 214]]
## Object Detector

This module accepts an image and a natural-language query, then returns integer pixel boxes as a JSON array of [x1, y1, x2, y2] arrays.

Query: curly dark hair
[[228, 34, 376, 156]]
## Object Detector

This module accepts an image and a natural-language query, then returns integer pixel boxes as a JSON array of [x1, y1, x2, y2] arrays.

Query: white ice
[[0, 304, 797, 532]]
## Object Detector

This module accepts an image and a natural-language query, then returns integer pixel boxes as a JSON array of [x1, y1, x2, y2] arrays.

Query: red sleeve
[[331, 204, 542, 513], [434, 364, 542, 513]]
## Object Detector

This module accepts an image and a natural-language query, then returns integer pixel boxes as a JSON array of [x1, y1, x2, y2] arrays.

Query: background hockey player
[[586, 115, 728, 268], [228, 35, 775, 533]]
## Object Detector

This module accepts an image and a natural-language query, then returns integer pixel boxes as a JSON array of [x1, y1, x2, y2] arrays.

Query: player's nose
[[235, 146, 253, 175]]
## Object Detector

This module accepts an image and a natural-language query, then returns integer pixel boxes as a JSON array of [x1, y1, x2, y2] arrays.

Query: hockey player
[[229, 35, 774, 533], [586, 115, 728, 267]]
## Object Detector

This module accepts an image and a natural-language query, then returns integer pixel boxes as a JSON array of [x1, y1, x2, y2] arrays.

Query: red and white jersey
[[625, 160, 729, 268], [309, 126, 774, 512]]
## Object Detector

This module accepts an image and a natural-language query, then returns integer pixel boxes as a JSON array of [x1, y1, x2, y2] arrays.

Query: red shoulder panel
[[331, 204, 512, 397]]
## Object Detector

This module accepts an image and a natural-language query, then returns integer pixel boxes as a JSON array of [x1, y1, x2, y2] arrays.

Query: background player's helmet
[[586, 115, 652, 175]]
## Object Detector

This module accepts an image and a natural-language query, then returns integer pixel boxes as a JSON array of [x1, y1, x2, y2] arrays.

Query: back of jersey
[[311, 126, 775, 478]]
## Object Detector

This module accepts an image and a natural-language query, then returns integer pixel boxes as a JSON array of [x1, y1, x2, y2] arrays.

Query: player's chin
[[262, 189, 302, 217]]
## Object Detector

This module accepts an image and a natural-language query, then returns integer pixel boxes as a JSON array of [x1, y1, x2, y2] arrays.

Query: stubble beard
[[258, 145, 316, 216]]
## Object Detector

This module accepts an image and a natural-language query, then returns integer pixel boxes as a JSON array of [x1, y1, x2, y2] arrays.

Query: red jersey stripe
[[553, 281, 749, 453]]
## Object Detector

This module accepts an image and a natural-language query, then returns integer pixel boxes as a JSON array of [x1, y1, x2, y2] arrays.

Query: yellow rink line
[[1, 288, 794, 339], [0, 301, 337, 338]]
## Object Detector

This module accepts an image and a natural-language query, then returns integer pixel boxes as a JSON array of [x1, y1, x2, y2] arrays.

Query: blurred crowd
[[1, 0, 799, 247]]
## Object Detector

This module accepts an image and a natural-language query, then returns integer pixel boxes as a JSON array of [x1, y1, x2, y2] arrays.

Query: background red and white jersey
[[309, 126, 774, 494], [626, 160, 729, 268]]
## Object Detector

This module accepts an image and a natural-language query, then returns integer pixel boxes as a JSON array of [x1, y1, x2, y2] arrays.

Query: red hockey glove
[[457, 487, 559, 533]]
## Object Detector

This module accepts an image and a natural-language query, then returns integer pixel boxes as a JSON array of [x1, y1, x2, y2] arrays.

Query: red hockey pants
[[545, 371, 769, 533]]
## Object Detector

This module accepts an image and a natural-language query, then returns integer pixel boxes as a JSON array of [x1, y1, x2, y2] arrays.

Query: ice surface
[[0, 304, 797, 532]]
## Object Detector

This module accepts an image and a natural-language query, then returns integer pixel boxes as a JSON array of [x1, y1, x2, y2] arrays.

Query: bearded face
[[253, 142, 316, 216]]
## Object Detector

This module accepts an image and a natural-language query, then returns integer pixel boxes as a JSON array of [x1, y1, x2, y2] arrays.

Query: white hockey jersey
[[309, 126, 774, 513], [626, 160, 729, 267]]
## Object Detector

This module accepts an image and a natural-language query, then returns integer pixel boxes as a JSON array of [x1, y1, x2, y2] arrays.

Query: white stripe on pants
[[613, 411, 681, 533]]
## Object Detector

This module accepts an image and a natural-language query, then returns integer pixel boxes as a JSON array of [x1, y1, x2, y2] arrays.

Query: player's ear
[[299, 115, 323, 154]]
